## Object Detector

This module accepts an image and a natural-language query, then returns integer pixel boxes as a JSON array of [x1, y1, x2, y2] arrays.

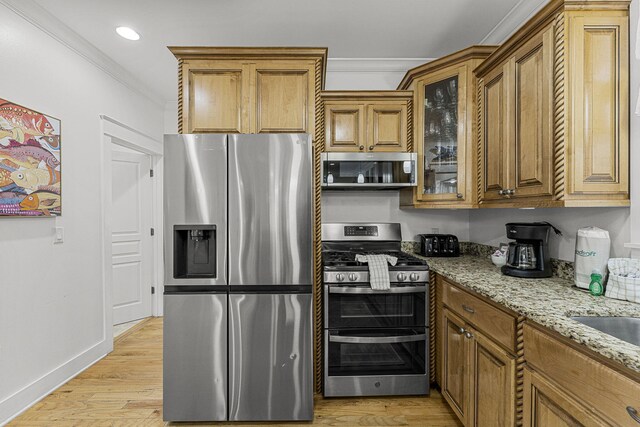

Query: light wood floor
[[10, 318, 461, 426]]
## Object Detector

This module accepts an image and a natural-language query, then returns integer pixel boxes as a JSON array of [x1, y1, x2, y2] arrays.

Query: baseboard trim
[[0, 338, 110, 425]]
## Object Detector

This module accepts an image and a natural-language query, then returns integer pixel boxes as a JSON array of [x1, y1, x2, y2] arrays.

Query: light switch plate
[[54, 226, 64, 244]]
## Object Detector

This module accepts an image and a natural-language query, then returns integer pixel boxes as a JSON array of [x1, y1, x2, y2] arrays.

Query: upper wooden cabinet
[[397, 46, 496, 209], [321, 91, 412, 152], [475, 0, 630, 207], [170, 47, 327, 136]]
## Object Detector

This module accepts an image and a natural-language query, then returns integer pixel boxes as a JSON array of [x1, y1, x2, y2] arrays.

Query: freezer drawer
[[228, 293, 313, 421], [163, 294, 227, 421]]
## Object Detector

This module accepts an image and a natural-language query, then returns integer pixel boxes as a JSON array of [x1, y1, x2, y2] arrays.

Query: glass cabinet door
[[419, 69, 465, 201]]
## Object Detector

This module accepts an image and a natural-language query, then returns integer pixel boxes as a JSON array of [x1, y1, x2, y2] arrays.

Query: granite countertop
[[407, 251, 640, 374]]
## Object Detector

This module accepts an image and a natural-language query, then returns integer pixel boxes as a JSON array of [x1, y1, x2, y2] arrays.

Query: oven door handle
[[329, 333, 427, 344], [329, 286, 426, 295]]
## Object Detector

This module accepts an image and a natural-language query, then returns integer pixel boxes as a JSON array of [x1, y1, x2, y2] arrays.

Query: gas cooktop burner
[[322, 250, 427, 268]]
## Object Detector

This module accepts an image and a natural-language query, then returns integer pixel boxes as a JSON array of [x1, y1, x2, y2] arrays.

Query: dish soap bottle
[[588, 269, 604, 296]]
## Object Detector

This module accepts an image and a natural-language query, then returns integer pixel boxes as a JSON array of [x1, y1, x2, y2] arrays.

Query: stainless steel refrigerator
[[162, 134, 313, 422]]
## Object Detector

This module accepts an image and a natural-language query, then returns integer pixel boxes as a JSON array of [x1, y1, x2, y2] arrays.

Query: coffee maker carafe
[[502, 222, 561, 278]]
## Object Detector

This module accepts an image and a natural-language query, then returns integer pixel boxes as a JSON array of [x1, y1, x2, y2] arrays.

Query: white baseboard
[[0, 339, 110, 425]]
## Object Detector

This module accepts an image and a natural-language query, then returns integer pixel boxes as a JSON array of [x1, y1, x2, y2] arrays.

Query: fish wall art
[[0, 98, 61, 216]]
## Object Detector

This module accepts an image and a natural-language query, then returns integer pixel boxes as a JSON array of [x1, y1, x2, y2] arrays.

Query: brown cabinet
[[398, 46, 496, 208], [321, 91, 411, 153], [524, 322, 640, 426], [171, 47, 327, 136], [476, 1, 630, 207], [479, 27, 555, 204], [441, 309, 470, 424], [441, 308, 516, 427], [438, 277, 518, 427], [523, 367, 605, 427]]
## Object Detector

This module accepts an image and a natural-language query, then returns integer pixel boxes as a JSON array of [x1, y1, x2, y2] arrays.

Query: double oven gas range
[[322, 223, 429, 397]]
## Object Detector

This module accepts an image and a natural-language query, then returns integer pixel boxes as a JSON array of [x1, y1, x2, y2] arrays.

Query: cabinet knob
[[369, 146, 374, 150], [498, 190, 505, 196], [359, 145, 364, 151], [464, 331, 473, 339], [509, 189, 516, 196], [458, 327, 466, 334], [456, 193, 463, 199], [627, 406, 640, 423]]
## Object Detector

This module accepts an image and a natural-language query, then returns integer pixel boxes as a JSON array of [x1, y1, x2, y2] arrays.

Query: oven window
[[327, 287, 426, 328], [327, 328, 426, 377]]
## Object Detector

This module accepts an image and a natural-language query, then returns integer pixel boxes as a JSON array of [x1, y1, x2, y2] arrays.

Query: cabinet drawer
[[524, 323, 640, 427], [440, 278, 517, 352]]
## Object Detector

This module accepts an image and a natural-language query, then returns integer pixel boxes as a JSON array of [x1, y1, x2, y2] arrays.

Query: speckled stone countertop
[[406, 251, 640, 374]]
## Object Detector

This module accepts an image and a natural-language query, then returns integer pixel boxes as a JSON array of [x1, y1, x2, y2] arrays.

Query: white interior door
[[111, 148, 153, 325]]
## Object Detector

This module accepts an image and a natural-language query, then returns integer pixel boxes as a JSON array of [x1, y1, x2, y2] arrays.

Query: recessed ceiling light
[[116, 26, 140, 41]]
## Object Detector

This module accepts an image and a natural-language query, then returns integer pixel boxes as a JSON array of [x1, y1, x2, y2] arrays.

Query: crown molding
[[0, 0, 165, 106], [480, 0, 550, 44], [327, 58, 431, 73]]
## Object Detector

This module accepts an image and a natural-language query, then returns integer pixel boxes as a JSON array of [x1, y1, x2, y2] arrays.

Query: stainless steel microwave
[[321, 152, 417, 190]]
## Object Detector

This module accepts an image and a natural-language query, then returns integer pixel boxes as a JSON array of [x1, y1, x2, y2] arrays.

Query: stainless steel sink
[[570, 316, 640, 347]]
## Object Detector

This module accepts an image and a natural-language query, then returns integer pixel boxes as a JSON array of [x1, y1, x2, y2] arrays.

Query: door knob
[[369, 146, 374, 150], [359, 145, 364, 151]]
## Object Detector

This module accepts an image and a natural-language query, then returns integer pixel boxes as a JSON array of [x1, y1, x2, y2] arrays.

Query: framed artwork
[[0, 98, 61, 217]]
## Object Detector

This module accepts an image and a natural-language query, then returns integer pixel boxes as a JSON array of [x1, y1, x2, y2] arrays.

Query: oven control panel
[[324, 270, 429, 284], [344, 225, 378, 237]]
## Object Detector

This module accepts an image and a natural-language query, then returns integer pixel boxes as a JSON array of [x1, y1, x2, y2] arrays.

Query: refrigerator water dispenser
[[174, 225, 216, 278]]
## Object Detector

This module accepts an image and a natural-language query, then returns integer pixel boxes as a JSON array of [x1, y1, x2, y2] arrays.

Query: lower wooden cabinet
[[442, 309, 470, 423], [441, 307, 516, 427], [471, 329, 516, 426], [523, 367, 605, 427], [435, 275, 640, 427]]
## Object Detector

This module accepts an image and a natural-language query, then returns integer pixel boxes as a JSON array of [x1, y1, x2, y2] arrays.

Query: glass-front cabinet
[[420, 71, 465, 200], [398, 46, 496, 208]]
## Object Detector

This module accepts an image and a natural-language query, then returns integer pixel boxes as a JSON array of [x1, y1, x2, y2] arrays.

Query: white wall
[[322, 191, 470, 242], [0, 4, 163, 424], [468, 208, 630, 261]]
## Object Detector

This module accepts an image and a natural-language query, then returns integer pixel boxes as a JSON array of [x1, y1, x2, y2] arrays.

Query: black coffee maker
[[501, 222, 561, 278]]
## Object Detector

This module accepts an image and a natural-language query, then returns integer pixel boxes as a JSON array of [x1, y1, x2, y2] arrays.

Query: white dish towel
[[356, 254, 398, 291]]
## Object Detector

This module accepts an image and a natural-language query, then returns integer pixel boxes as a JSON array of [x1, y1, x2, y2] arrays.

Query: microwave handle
[[329, 333, 427, 344], [329, 286, 426, 295]]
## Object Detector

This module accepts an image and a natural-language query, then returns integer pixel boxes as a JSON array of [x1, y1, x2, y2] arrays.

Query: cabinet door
[[511, 28, 554, 199], [183, 61, 250, 133], [418, 66, 468, 201], [324, 103, 365, 152], [441, 309, 470, 425], [366, 103, 408, 152], [468, 328, 516, 427], [481, 64, 510, 201], [523, 368, 604, 427], [252, 61, 315, 134], [568, 15, 629, 197]]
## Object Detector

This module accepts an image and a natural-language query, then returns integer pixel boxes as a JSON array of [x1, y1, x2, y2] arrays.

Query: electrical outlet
[[54, 226, 64, 244]]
